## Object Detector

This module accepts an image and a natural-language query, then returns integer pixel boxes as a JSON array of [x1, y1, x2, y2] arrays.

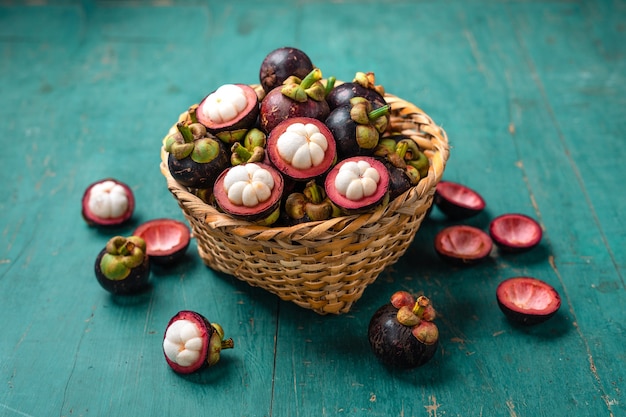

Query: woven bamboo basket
[[160, 89, 449, 315]]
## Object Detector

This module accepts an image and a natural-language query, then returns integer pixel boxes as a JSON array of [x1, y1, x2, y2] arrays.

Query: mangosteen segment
[[267, 117, 336, 181], [163, 310, 234, 374], [94, 236, 150, 294], [259, 46, 315, 93], [496, 277, 561, 325], [435, 181, 486, 219], [195, 84, 259, 137], [434, 225, 493, 265], [133, 219, 191, 265], [82, 179, 134, 227], [213, 162, 284, 224], [489, 213, 542, 252]]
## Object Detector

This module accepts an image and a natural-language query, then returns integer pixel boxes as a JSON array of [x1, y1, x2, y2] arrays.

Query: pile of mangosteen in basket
[[163, 47, 430, 227]]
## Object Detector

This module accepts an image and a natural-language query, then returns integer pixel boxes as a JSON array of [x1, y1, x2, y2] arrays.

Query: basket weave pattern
[[160, 92, 449, 314]]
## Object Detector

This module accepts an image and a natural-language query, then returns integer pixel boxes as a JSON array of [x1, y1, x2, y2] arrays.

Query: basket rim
[[160, 90, 450, 240]]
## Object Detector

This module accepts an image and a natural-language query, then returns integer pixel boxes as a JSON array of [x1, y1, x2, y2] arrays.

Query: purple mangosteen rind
[[489, 213, 543, 253], [81, 178, 135, 227], [259, 82, 330, 134], [133, 219, 191, 266], [434, 181, 486, 220], [496, 277, 561, 325], [368, 303, 439, 369], [434, 225, 493, 266], [259, 46, 315, 93], [94, 236, 151, 295]]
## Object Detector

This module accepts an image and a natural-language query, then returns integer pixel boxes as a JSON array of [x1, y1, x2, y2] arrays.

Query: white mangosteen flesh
[[334, 160, 380, 201], [201, 84, 247, 124], [223, 163, 275, 207], [276, 122, 328, 169], [162, 319, 205, 368], [87, 180, 129, 219]]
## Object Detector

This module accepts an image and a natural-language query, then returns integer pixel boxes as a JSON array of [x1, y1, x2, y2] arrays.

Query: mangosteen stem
[[304, 180, 324, 204], [324, 76, 336, 97], [188, 105, 199, 124], [412, 296, 430, 318], [300, 68, 323, 90], [177, 122, 194, 143], [221, 338, 235, 350], [232, 142, 253, 160], [368, 105, 390, 121]]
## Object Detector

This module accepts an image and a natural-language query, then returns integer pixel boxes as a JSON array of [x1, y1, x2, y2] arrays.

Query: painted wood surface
[[1, 1, 624, 416]]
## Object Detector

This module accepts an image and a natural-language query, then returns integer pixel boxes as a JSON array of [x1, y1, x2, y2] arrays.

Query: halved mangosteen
[[489, 213, 542, 253], [434, 225, 493, 265], [195, 84, 259, 144], [324, 156, 390, 214], [163, 310, 234, 374], [496, 277, 561, 325], [213, 162, 284, 226], [133, 219, 191, 266], [267, 117, 336, 181], [82, 178, 134, 227], [434, 181, 486, 219]]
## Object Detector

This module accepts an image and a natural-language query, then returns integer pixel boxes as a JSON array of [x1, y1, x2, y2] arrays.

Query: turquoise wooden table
[[1, 1, 624, 416]]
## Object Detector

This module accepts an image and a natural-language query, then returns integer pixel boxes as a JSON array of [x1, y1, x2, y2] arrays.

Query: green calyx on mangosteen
[[195, 84, 260, 144], [259, 68, 331, 133], [325, 97, 390, 159], [230, 128, 267, 166], [284, 179, 337, 224], [165, 121, 229, 189], [368, 291, 439, 369], [375, 134, 430, 185], [326, 71, 387, 111], [94, 236, 151, 295]]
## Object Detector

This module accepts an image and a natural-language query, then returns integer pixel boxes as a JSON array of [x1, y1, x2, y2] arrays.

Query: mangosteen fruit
[[259, 68, 330, 133], [489, 213, 542, 253], [163, 310, 234, 374], [213, 162, 284, 226], [377, 157, 413, 201], [434, 225, 493, 265], [259, 46, 315, 93], [434, 181, 486, 219], [94, 236, 150, 295], [496, 277, 561, 325], [133, 219, 191, 265], [368, 291, 439, 369], [195, 84, 260, 144], [284, 180, 336, 224], [326, 71, 387, 111], [165, 121, 229, 190], [375, 134, 429, 186], [267, 117, 336, 181], [82, 178, 134, 227], [324, 156, 390, 214], [325, 97, 390, 159]]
